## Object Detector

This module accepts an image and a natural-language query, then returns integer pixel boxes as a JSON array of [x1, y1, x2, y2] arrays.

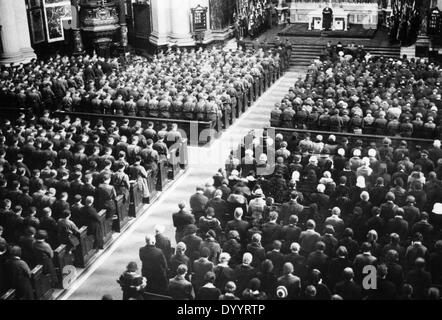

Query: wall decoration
[[43, 0, 72, 43], [29, 9, 46, 44], [191, 5, 208, 31], [210, 0, 236, 30]]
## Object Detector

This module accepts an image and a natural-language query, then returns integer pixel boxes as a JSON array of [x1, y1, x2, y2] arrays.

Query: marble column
[[14, 0, 37, 62], [0, 0, 24, 65], [150, 0, 171, 46], [169, 0, 195, 46], [117, 0, 128, 48], [71, 0, 84, 55]]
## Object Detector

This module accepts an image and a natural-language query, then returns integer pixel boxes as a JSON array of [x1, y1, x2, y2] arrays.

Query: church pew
[[0, 289, 16, 300], [98, 209, 113, 248], [53, 111, 218, 146], [255, 77, 262, 98], [179, 139, 189, 171], [129, 181, 144, 218], [113, 194, 131, 233], [143, 292, 173, 300], [31, 265, 54, 300], [272, 127, 435, 151], [147, 169, 158, 202], [168, 139, 188, 179], [236, 94, 243, 118], [156, 160, 169, 192], [53, 244, 74, 289], [223, 108, 231, 129], [248, 85, 254, 106], [74, 226, 97, 268]]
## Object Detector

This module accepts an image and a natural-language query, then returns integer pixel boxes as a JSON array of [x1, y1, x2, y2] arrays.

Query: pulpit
[[308, 7, 348, 31], [79, 0, 121, 56]]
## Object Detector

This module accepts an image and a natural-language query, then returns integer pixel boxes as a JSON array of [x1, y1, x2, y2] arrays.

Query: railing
[[74, 226, 97, 268], [31, 265, 54, 300]]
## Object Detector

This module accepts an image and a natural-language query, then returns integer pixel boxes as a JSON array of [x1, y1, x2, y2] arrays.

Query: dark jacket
[[139, 245, 168, 294]]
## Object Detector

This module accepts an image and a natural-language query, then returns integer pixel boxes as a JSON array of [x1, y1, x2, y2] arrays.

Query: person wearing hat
[[118, 261, 147, 300], [248, 188, 266, 223]]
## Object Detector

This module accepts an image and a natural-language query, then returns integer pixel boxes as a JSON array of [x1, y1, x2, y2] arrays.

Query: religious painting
[[29, 9, 46, 44], [43, 0, 72, 43], [209, 0, 236, 30]]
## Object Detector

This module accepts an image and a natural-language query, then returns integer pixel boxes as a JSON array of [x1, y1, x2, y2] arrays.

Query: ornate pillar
[[0, 0, 24, 65], [150, 0, 171, 46], [71, 0, 84, 55], [117, 0, 128, 48], [169, 0, 195, 46], [14, 0, 36, 62]]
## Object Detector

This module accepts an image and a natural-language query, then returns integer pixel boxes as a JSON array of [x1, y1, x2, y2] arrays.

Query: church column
[[71, 0, 84, 55], [0, 0, 24, 65], [14, 0, 36, 62], [169, 0, 195, 46], [117, 0, 128, 48], [150, 0, 171, 46]]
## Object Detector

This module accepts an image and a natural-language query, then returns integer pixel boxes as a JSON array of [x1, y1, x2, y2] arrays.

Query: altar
[[308, 7, 348, 31], [290, 0, 379, 31]]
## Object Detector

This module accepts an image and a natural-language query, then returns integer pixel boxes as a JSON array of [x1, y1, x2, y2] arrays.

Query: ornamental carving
[[81, 6, 119, 27]]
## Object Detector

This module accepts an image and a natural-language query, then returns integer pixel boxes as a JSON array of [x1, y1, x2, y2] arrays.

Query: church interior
[[1, 0, 442, 302]]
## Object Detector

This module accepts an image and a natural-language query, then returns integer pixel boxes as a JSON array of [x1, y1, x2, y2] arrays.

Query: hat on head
[[254, 189, 264, 197], [433, 203, 442, 215], [276, 286, 288, 299]]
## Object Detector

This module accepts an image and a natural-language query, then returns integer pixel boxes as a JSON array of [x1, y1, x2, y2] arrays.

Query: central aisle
[[64, 69, 302, 300]]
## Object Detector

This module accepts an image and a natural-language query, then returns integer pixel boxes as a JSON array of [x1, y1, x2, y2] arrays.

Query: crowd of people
[[113, 47, 442, 301], [122, 126, 442, 300], [270, 49, 442, 139], [235, 0, 276, 40], [0, 47, 283, 123], [0, 108, 187, 299]]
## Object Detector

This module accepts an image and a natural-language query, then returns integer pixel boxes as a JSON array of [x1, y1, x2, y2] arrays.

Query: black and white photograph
[[1, 0, 442, 311]]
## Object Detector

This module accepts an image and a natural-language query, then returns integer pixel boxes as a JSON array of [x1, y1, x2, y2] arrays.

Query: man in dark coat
[[5, 246, 34, 300], [189, 186, 209, 220], [139, 234, 168, 295], [155, 225, 172, 265], [406, 257, 432, 300], [172, 202, 195, 243], [81, 196, 103, 249], [334, 267, 362, 300], [181, 224, 203, 264]]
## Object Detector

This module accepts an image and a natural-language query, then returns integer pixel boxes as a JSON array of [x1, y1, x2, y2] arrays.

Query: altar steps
[[290, 43, 401, 67]]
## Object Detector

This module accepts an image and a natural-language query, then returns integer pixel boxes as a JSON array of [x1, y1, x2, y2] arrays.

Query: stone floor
[[62, 66, 303, 301]]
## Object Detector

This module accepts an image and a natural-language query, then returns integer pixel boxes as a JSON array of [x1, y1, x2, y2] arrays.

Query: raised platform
[[279, 23, 377, 39]]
